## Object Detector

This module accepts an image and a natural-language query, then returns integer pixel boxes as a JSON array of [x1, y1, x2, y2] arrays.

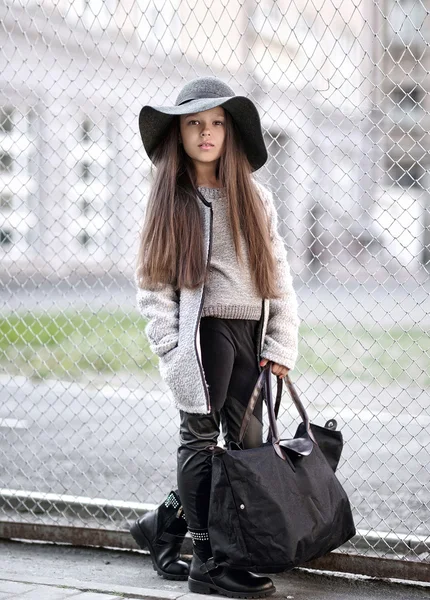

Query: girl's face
[[179, 107, 226, 170]]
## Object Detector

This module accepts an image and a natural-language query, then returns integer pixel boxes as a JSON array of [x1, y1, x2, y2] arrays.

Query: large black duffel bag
[[208, 363, 356, 573]]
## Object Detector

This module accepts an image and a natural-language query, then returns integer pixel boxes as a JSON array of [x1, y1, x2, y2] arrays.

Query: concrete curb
[[1, 565, 430, 600], [0, 572, 202, 600]]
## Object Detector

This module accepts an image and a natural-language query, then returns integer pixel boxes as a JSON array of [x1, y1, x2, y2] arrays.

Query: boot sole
[[130, 521, 188, 581], [188, 577, 276, 598]]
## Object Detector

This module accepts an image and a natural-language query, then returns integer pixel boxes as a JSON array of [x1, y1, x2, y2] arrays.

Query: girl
[[132, 76, 300, 598]]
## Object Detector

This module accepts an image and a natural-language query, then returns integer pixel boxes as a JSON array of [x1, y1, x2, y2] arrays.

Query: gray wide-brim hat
[[139, 76, 268, 172]]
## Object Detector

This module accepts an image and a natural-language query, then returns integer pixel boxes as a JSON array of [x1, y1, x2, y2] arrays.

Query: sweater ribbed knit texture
[[197, 186, 262, 321]]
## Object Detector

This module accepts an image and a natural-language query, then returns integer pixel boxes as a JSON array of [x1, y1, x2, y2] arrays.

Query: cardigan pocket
[[158, 345, 181, 391], [158, 342, 209, 413], [159, 344, 179, 367], [159, 340, 179, 359]]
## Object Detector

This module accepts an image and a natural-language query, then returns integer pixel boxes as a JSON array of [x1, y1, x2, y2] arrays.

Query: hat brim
[[139, 96, 267, 172]]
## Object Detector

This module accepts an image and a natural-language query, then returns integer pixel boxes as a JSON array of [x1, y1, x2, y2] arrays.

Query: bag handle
[[237, 363, 284, 458], [238, 363, 317, 455], [282, 374, 317, 445], [238, 365, 270, 442], [263, 364, 286, 460]]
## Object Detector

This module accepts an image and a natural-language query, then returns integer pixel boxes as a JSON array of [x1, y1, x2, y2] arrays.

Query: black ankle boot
[[188, 553, 276, 598], [130, 490, 189, 581]]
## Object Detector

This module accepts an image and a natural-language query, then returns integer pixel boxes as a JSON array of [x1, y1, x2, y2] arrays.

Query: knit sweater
[[197, 185, 262, 321]]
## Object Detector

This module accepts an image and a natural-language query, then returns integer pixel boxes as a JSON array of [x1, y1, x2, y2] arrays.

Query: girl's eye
[[187, 120, 224, 125]]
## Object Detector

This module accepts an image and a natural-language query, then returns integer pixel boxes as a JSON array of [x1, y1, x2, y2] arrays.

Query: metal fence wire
[[0, 0, 429, 575]]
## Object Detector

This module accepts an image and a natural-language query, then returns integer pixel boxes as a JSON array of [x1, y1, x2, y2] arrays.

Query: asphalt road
[[1, 276, 430, 328]]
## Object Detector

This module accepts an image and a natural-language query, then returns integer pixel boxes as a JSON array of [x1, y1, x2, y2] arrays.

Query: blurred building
[[371, 0, 430, 272], [0, 0, 428, 283]]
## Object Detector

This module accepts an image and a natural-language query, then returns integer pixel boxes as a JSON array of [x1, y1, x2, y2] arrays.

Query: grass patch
[[0, 310, 429, 387], [0, 309, 156, 381], [299, 322, 430, 388]]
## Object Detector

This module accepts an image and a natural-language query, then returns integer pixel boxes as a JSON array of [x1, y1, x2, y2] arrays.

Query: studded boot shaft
[[188, 527, 212, 563]]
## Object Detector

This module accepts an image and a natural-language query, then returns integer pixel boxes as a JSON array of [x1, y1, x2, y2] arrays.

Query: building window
[[0, 192, 13, 209], [390, 84, 424, 111], [81, 160, 92, 182], [78, 230, 91, 246], [82, 118, 93, 143], [80, 197, 91, 215], [0, 107, 13, 133], [0, 153, 13, 173], [386, 159, 425, 189], [0, 228, 13, 245]]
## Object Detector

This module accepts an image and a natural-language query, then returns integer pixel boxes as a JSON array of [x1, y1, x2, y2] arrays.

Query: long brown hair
[[135, 111, 282, 299]]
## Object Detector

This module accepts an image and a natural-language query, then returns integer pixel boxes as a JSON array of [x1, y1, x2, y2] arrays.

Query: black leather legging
[[177, 316, 263, 531]]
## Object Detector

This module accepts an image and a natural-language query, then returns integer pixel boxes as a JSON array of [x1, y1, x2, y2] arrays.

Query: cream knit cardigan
[[135, 180, 300, 414]]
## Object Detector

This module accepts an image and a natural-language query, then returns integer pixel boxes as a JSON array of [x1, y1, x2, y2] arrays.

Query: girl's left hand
[[260, 358, 289, 378]]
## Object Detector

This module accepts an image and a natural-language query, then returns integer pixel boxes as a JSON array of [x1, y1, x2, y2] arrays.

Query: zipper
[[194, 199, 214, 412], [257, 300, 267, 406], [257, 299, 265, 374]]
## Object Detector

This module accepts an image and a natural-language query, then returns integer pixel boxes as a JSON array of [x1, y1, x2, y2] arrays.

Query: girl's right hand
[[260, 358, 290, 379]]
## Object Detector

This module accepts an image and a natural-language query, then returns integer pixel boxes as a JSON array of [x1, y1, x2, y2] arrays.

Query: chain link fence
[[0, 0, 429, 578]]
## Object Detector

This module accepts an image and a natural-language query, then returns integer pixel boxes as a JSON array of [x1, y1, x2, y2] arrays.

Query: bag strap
[[282, 374, 317, 444], [273, 375, 282, 418], [237, 363, 283, 458], [238, 363, 317, 449], [263, 364, 286, 460], [238, 365, 269, 442]]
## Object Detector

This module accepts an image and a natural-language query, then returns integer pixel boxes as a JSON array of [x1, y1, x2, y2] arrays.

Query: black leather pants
[[177, 317, 263, 532]]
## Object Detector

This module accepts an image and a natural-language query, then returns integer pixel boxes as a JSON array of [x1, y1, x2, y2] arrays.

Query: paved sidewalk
[[0, 540, 429, 600]]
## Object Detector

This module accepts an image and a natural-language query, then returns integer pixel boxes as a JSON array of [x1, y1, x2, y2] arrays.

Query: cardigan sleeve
[[257, 183, 300, 371], [134, 270, 180, 358]]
